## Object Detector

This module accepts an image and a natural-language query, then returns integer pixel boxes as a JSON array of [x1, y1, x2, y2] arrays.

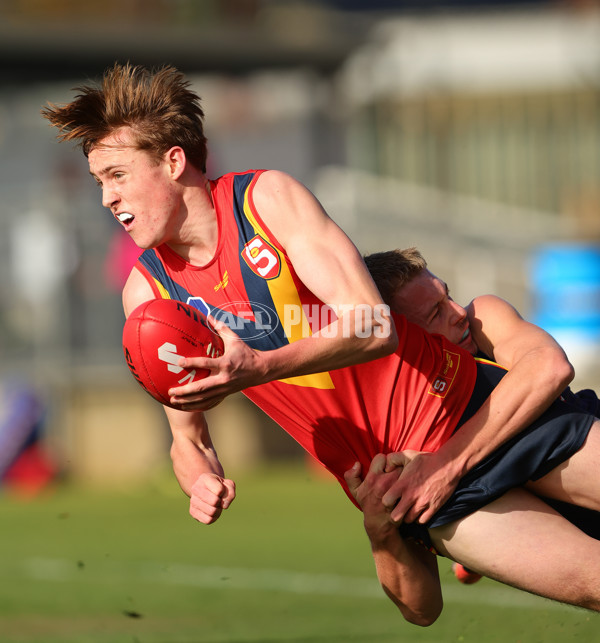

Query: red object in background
[[452, 562, 482, 585], [104, 230, 142, 291], [0, 380, 57, 498], [3, 443, 57, 498]]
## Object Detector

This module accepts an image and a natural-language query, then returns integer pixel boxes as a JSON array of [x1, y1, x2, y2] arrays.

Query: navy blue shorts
[[399, 362, 596, 544], [561, 387, 600, 417], [543, 497, 600, 540]]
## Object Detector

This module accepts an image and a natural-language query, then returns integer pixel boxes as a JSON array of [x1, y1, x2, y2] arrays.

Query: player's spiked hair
[[364, 247, 427, 305], [42, 62, 208, 172]]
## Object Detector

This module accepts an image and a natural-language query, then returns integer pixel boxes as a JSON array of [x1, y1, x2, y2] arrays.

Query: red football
[[122, 299, 224, 408]]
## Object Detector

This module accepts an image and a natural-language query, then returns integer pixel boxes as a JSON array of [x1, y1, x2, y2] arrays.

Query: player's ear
[[165, 146, 186, 180]]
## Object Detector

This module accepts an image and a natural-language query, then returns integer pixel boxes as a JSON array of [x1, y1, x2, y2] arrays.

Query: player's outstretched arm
[[344, 455, 442, 626], [166, 405, 235, 525], [386, 294, 575, 525]]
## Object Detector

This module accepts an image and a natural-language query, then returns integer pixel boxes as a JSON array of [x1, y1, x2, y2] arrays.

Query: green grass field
[[0, 462, 597, 643]]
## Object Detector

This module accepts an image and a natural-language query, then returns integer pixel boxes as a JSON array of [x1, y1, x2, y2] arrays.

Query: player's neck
[[167, 179, 218, 266]]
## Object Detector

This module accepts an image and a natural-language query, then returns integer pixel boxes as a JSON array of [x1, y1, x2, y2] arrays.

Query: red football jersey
[[135, 170, 477, 504]]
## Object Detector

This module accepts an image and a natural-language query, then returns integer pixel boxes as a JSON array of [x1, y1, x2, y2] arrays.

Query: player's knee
[[400, 599, 443, 626], [402, 610, 440, 627]]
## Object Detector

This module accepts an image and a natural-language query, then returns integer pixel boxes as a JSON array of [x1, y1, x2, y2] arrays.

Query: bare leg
[[526, 421, 600, 511], [429, 488, 600, 611]]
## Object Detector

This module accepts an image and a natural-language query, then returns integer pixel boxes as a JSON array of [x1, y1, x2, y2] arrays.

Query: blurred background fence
[[1, 0, 599, 491]]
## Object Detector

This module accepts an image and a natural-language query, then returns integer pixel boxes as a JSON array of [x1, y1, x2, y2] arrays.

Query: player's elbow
[[386, 586, 443, 626], [408, 614, 440, 628], [556, 357, 576, 389], [543, 347, 575, 391], [400, 600, 443, 627]]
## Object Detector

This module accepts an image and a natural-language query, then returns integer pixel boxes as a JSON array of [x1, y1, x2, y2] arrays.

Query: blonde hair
[[42, 62, 208, 172], [364, 248, 427, 305]]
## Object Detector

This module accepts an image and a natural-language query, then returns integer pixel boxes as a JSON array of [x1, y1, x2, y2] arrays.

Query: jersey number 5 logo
[[241, 234, 281, 280]]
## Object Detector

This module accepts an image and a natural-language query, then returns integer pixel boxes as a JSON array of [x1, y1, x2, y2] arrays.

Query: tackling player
[[362, 247, 600, 585]]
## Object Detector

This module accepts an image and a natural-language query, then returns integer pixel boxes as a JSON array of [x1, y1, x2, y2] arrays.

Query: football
[[122, 299, 224, 408]]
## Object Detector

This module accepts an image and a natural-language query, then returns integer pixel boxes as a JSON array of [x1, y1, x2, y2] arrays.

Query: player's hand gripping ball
[[122, 299, 224, 408]]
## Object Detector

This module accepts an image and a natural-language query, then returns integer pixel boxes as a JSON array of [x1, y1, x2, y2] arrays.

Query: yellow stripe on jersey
[[242, 187, 306, 340], [242, 184, 334, 390], [474, 356, 508, 371], [155, 279, 172, 299]]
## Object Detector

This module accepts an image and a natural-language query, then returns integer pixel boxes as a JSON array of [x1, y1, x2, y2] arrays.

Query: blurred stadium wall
[[0, 0, 599, 485]]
